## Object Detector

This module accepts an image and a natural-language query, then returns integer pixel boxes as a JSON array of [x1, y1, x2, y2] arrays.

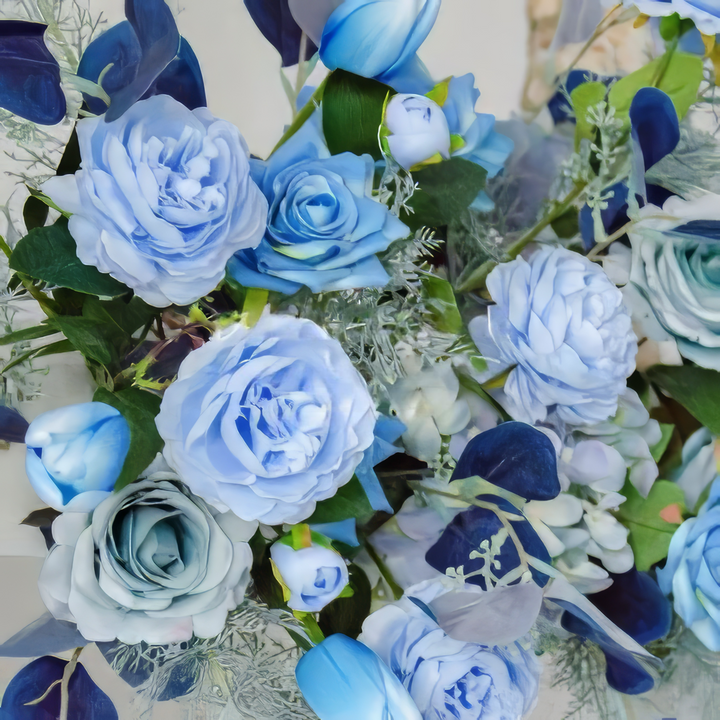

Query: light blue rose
[[271, 538, 349, 612], [624, 0, 720, 34], [658, 477, 720, 651], [25, 402, 130, 513], [228, 119, 408, 294], [318, 0, 441, 84], [471, 246, 637, 425], [42, 94, 267, 308], [359, 594, 541, 720], [296, 633, 423, 720], [156, 314, 377, 525]]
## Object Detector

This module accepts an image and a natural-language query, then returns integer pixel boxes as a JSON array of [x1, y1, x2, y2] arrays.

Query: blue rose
[[42, 94, 267, 308], [317, 0, 441, 84], [359, 594, 541, 720], [471, 246, 637, 425], [38, 473, 256, 644], [229, 120, 408, 293], [25, 402, 130, 513], [156, 314, 377, 525], [624, 0, 720, 34], [658, 478, 720, 651], [296, 633, 423, 720]]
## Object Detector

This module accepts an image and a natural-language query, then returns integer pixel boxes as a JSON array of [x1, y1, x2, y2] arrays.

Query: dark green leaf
[[0, 322, 59, 346], [402, 158, 487, 230], [56, 127, 80, 176], [659, 13, 681, 41], [93, 386, 163, 490], [22, 194, 48, 232], [318, 564, 372, 639], [651, 423, 675, 463], [21, 508, 60, 528], [648, 364, 720, 435], [54, 315, 118, 366], [322, 70, 392, 160], [550, 207, 580, 239], [10, 217, 129, 298], [421, 275, 463, 334], [84, 296, 158, 336], [307, 476, 375, 524]]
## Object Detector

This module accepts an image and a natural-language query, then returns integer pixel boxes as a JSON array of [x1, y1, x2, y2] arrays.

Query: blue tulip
[[0, 21, 65, 125], [451, 421, 561, 501], [25, 402, 131, 513], [319, 0, 441, 83], [296, 634, 422, 720]]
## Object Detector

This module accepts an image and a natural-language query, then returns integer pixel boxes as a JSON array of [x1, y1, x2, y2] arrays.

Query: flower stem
[[59, 647, 83, 720], [269, 74, 331, 157], [364, 541, 404, 600]]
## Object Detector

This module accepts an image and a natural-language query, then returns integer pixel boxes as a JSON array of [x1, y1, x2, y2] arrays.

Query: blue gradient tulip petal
[[0, 21, 64, 125]]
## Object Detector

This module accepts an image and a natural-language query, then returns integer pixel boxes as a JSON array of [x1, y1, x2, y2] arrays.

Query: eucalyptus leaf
[[0, 322, 59, 346]]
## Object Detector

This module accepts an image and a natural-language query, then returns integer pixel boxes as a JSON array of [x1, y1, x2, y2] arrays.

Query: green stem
[[0, 235, 11, 259], [652, 37, 679, 88], [269, 74, 331, 157], [365, 541, 403, 601]]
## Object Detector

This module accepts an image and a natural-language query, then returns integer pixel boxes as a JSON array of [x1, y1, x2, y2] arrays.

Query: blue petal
[[310, 519, 360, 546], [579, 182, 632, 252], [143, 37, 206, 110], [296, 634, 421, 719], [629, 87, 680, 171], [588, 569, 672, 646], [244, 0, 318, 67], [425, 501, 552, 590], [0, 656, 118, 719], [228, 248, 304, 294], [0, 612, 87, 658], [0, 21, 64, 125], [104, 0, 180, 121], [377, 53, 434, 94], [451, 421, 561, 501], [0, 405, 28, 443]]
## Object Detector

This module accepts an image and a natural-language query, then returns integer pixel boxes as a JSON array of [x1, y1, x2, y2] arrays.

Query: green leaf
[[550, 207, 580, 239], [322, 70, 391, 160], [307, 476, 375, 524], [615, 479, 685, 571], [571, 81, 606, 149], [651, 422, 675, 463], [402, 158, 487, 230], [54, 315, 119, 366], [648, 364, 720, 435], [421, 275, 463, 334], [1, 339, 74, 375], [22, 194, 49, 233], [608, 52, 703, 125], [82, 296, 157, 337], [93, 386, 163, 491], [9, 217, 129, 298], [0, 322, 59, 346]]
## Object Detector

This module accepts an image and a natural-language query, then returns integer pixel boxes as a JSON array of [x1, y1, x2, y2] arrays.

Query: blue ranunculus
[[156, 315, 377, 525], [42, 94, 267, 308], [319, 0, 441, 84], [229, 119, 408, 294], [470, 246, 637, 425], [25, 402, 130, 513], [296, 634, 423, 719], [624, 0, 720, 34], [359, 594, 541, 720], [658, 477, 720, 651]]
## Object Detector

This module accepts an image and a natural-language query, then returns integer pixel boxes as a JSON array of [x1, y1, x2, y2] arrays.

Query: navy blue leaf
[[629, 87, 680, 172], [425, 500, 552, 590], [0, 613, 87, 658], [147, 37, 206, 111], [0, 656, 118, 719], [0, 405, 28, 443], [579, 182, 633, 251], [244, 0, 318, 67], [451, 421, 560, 501], [0, 21, 64, 125]]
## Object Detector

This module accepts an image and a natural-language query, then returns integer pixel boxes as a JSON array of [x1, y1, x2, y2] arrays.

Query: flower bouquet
[[2, 0, 720, 718]]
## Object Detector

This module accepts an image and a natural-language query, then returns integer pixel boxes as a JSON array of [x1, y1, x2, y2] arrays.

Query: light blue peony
[[25, 402, 130, 513], [42, 94, 267, 308], [623, 0, 720, 34], [229, 119, 408, 294], [318, 0, 441, 84], [658, 478, 720, 651], [359, 593, 541, 720], [471, 246, 637, 426], [156, 314, 377, 525], [296, 633, 423, 720]]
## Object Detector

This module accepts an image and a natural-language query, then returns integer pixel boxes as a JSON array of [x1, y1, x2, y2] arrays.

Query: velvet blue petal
[[0, 612, 87, 658], [425, 501, 552, 590], [587, 569, 672, 646], [310, 519, 360, 547], [0, 405, 28, 444], [296, 634, 421, 720], [629, 87, 680, 171], [0, 656, 118, 719], [579, 182, 632, 251], [451, 421, 560, 501], [145, 37, 206, 110], [244, 0, 318, 67], [676, 219, 720, 240], [103, 0, 180, 121], [0, 21, 64, 125], [355, 415, 406, 514]]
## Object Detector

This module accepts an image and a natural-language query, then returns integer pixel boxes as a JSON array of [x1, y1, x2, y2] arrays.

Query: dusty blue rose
[[229, 119, 408, 293], [156, 314, 376, 525], [25, 402, 130, 513], [42, 94, 267, 307]]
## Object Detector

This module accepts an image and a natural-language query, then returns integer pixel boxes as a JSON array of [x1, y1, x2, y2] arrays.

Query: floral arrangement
[[3, 0, 720, 718]]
